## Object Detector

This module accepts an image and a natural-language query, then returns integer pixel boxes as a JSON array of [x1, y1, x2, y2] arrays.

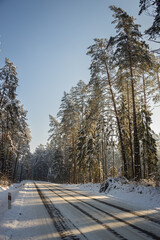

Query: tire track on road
[[54, 184, 160, 225], [44, 185, 132, 240], [35, 183, 87, 240]]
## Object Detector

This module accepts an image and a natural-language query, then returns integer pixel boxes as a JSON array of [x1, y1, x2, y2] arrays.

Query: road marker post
[[8, 192, 11, 209]]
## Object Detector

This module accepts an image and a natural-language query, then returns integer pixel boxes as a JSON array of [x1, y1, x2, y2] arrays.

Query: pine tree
[[76, 126, 87, 183], [48, 115, 61, 149], [0, 58, 31, 181], [49, 148, 64, 183], [57, 90, 80, 183], [139, 0, 160, 53], [86, 76, 109, 182], [109, 5, 153, 180], [32, 145, 48, 181], [87, 38, 128, 178], [152, 56, 160, 102], [116, 70, 134, 178], [137, 66, 158, 177]]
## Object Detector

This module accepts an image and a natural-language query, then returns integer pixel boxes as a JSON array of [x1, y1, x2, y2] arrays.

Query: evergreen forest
[[0, 1, 160, 184]]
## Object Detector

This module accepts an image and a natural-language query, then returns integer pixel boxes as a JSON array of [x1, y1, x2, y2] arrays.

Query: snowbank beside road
[[99, 177, 160, 210]]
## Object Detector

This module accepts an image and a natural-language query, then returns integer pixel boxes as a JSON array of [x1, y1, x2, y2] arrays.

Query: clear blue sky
[[0, 0, 159, 152]]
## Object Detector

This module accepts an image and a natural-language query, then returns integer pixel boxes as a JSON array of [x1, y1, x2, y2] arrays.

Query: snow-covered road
[[0, 182, 59, 240], [0, 181, 160, 240], [36, 182, 160, 240]]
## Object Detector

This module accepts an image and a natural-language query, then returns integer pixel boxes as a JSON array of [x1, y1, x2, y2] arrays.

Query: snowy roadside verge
[[0, 181, 26, 218]]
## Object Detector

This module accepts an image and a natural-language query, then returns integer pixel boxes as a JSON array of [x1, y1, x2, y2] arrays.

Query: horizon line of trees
[[32, 5, 160, 183]]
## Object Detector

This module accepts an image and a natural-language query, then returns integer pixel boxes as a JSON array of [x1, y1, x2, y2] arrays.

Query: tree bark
[[126, 82, 134, 178]]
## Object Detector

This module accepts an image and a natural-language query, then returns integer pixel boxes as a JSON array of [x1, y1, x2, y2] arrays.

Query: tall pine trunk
[[129, 56, 141, 180]]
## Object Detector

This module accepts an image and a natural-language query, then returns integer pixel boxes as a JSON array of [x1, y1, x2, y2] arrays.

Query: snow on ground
[[61, 177, 160, 211], [1, 179, 159, 216], [0, 178, 159, 239], [0, 181, 25, 218]]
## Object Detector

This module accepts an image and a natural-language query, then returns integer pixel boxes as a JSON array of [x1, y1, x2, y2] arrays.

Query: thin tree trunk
[[126, 82, 134, 178], [72, 133, 77, 184], [0, 124, 5, 174], [13, 153, 19, 182], [142, 73, 150, 176]]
